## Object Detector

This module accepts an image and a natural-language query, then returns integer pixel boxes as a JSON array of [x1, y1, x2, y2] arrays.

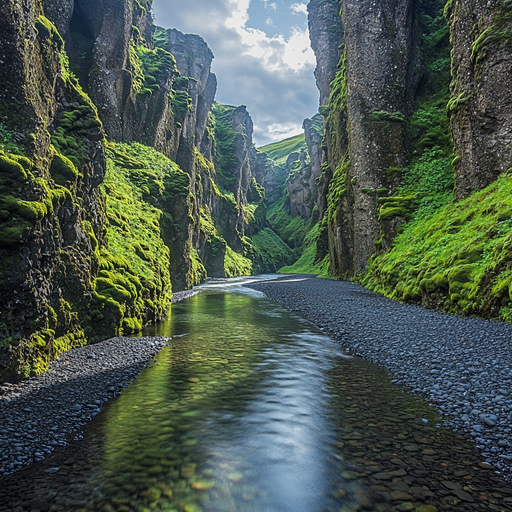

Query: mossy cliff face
[[167, 29, 218, 164], [0, 1, 107, 379], [317, 0, 418, 278], [446, 0, 512, 200], [42, 0, 181, 157], [0, 0, 293, 380], [279, 115, 324, 223]]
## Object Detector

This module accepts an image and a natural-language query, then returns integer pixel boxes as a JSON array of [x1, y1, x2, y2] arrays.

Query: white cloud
[[152, 0, 319, 145], [265, 123, 304, 142], [265, 17, 274, 26], [290, 3, 308, 15], [226, 0, 315, 72], [261, 0, 277, 10]]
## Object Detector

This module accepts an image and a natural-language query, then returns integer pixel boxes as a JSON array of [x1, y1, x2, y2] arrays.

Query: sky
[[152, 0, 319, 146]]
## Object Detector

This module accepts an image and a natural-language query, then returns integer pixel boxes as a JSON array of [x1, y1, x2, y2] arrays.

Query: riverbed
[[0, 276, 511, 511]]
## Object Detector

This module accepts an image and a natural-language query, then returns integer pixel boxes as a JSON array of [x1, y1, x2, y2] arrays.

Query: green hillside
[[258, 133, 306, 166]]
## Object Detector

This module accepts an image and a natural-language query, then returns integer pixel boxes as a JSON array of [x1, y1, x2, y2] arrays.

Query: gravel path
[[0, 336, 168, 476], [244, 275, 512, 480]]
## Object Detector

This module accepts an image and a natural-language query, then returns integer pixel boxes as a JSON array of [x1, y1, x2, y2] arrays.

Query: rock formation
[[0, 0, 292, 380], [446, 0, 512, 199]]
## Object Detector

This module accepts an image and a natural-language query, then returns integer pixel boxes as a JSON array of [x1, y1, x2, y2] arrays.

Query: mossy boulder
[[50, 153, 79, 187], [0, 154, 28, 181]]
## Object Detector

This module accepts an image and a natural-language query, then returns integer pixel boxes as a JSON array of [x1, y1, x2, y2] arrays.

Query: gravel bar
[[244, 274, 512, 480], [0, 336, 169, 476]]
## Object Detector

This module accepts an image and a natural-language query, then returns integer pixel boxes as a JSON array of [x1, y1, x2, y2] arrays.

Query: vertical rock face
[[303, 114, 323, 208], [287, 150, 313, 220], [313, 0, 418, 277], [308, 0, 344, 107], [285, 114, 324, 222], [167, 29, 217, 167], [342, 0, 417, 273], [255, 154, 287, 206], [0, 1, 106, 376], [447, 0, 512, 200], [43, 0, 179, 157]]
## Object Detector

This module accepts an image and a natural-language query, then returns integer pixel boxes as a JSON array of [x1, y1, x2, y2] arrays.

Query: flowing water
[[1, 277, 509, 512]]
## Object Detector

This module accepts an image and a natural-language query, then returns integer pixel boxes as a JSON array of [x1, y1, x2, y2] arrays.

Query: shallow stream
[[0, 277, 509, 511]]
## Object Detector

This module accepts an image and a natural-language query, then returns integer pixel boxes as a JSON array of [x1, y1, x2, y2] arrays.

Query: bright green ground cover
[[363, 172, 512, 320], [258, 134, 306, 166], [279, 223, 330, 276], [93, 142, 190, 338], [250, 228, 296, 273]]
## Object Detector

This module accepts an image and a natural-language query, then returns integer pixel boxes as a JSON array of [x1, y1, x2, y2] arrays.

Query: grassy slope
[[258, 134, 306, 166], [91, 142, 190, 339], [363, 172, 512, 321], [279, 223, 330, 276]]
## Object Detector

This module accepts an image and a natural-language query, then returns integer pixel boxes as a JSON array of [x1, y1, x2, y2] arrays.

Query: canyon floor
[[245, 275, 512, 482]]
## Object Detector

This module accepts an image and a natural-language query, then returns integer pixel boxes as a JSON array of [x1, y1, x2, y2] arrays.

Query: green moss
[[88, 141, 188, 339], [224, 245, 253, 277], [470, 4, 512, 66], [0, 226, 26, 248], [50, 153, 79, 187], [212, 103, 239, 189], [363, 172, 512, 318], [447, 93, 468, 112], [368, 111, 405, 123], [0, 153, 28, 181], [1, 195, 48, 222], [35, 16, 64, 51], [278, 223, 330, 277], [250, 228, 295, 273], [188, 245, 207, 285]]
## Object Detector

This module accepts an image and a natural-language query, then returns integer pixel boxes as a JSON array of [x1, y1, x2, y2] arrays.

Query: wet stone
[[1, 283, 511, 512]]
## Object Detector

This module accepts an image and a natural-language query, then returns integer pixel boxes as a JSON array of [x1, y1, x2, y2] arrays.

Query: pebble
[[245, 275, 512, 480], [0, 336, 169, 475]]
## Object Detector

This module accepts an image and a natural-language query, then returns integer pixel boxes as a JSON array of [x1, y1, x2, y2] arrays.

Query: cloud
[[152, 0, 319, 146], [290, 3, 308, 15], [261, 0, 277, 10], [265, 17, 274, 26]]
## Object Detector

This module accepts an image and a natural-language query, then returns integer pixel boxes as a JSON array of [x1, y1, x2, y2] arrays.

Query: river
[[0, 276, 508, 511]]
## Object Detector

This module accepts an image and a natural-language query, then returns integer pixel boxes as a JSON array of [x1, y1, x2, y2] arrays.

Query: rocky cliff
[[314, 0, 420, 278], [0, 0, 107, 377], [308, 0, 344, 107], [0, 0, 293, 381], [311, 0, 512, 321], [446, 0, 512, 200]]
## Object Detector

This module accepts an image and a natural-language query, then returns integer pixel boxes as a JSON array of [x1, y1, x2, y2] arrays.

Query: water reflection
[[0, 278, 506, 512], [93, 285, 350, 511]]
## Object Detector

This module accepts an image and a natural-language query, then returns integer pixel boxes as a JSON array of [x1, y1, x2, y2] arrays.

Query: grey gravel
[[245, 275, 512, 480], [0, 336, 169, 475], [172, 289, 200, 303]]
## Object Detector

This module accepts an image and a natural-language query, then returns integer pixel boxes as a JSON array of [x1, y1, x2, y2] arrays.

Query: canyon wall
[[0, 0, 291, 380], [446, 0, 512, 200]]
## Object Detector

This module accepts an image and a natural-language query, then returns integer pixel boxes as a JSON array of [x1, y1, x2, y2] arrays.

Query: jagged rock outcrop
[[0, 1, 107, 378], [308, 0, 344, 107], [167, 29, 217, 168], [446, 0, 512, 200], [286, 111, 324, 221], [42, 0, 175, 153], [313, 0, 419, 277], [303, 113, 323, 209], [287, 150, 313, 220]]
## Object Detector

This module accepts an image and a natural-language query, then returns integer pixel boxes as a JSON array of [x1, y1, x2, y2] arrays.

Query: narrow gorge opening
[[2, 0, 512, 501]]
